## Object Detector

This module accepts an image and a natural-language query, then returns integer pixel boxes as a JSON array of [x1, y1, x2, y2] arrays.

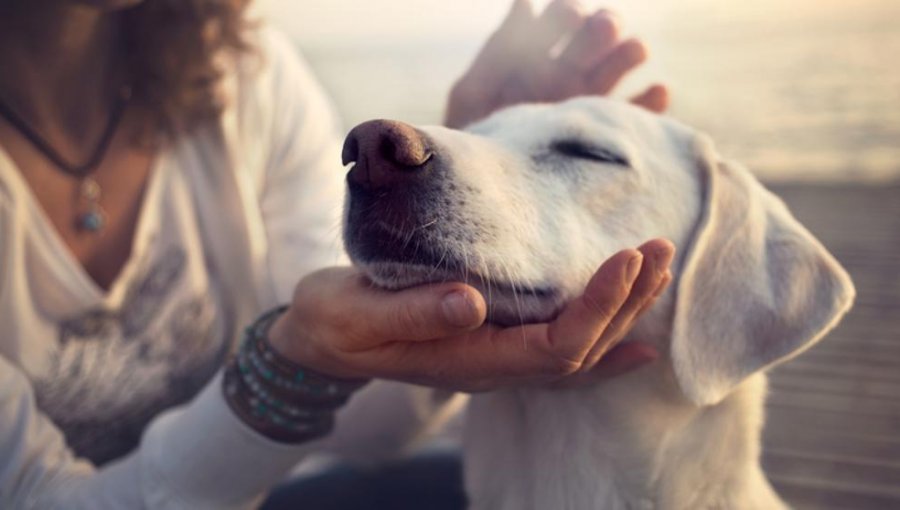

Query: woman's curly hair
[[122, 0, 255, 141]]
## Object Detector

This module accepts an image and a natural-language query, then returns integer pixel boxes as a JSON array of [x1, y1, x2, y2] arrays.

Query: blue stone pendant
[[76, 178, 106, 233], [78, 210, 106, 232]]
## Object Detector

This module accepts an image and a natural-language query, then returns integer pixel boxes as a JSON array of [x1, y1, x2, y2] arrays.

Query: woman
[[0, 0, 673, 507]]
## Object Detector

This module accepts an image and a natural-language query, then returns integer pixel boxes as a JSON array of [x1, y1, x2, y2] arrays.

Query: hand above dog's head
[[342, 97, 855, 406]]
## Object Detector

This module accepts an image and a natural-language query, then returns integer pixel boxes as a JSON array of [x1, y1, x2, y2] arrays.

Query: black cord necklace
[[0, 85, 131, 233]]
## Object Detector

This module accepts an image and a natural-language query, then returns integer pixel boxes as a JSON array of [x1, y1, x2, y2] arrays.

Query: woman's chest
[[0, 150, 237, 463], [0, 114, 157, 291], [31, 240, 233, 464]]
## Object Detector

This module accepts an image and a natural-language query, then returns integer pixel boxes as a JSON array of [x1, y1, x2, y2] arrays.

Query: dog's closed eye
[[550, 140, 630, 167]]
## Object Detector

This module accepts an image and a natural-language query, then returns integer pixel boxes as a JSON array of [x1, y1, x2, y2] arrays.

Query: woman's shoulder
[[237, 27, 317, 94], [218, 25, 342, 188], [228, 25, 339, 133]]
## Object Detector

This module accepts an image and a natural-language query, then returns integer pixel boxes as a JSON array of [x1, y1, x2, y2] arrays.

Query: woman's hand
[[267, 239, 674, 392], [445, 0, 669, 129]]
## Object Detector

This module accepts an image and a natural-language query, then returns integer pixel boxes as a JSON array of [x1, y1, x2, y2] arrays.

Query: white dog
[[341, 97, 855, 510]]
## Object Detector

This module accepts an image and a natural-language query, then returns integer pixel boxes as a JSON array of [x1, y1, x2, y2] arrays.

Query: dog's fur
[[343, 97, 855, 509]]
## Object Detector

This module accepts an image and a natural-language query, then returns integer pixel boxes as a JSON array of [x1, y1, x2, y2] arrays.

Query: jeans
[[261, 452, 466, 510]]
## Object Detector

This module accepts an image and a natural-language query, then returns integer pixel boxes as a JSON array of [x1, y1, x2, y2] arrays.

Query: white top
[[0, 28, 448, 509]]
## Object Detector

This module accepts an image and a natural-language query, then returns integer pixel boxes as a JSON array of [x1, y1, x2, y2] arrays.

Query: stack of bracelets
[[223, 306, 369, 443]]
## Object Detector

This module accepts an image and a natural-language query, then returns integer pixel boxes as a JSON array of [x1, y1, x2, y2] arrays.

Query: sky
[[255, 0, 666, 46], [256, 0, 898, 47], [254, 0, 900, 181]]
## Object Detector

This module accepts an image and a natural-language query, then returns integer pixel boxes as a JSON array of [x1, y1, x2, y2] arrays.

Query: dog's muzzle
[[340, 119, 560, 321], [341, 119, 449, 267]]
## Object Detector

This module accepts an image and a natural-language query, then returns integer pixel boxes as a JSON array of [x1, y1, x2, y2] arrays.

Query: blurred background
[[258, 0, 900, 182], [260, 1, 899, 508]]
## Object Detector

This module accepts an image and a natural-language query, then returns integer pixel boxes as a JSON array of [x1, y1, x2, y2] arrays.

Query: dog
[[340, 97, 855, 510]]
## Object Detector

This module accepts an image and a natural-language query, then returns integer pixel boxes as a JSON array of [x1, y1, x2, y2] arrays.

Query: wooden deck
[[761, 182, 900, 509]]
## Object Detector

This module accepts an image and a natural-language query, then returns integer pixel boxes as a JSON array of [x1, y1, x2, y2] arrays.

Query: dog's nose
[[342, 119, 433, 190]]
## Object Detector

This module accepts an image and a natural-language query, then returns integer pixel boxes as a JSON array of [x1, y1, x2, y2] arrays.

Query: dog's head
[[342, 97, 854, 405]]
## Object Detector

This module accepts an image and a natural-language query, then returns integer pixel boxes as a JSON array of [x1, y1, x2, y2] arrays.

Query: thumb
[[360, 283, 487, 343]]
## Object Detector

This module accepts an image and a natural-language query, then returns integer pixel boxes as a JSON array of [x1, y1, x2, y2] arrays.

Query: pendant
[[76, 178, 107, 233], [78, 208, 107, 232]]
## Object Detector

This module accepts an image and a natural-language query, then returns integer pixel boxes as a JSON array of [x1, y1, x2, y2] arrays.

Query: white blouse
[[3, 145, 234, 467], [0, 28, 448, 509]]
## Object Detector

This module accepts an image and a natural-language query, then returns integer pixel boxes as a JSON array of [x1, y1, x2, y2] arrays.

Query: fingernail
[[655, 245, 675, 274], [625, 253, 643, 283], [442, 291, 479, 327]]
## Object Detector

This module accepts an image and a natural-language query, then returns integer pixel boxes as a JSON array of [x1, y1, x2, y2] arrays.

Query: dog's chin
[[357, 260, 564, 327]]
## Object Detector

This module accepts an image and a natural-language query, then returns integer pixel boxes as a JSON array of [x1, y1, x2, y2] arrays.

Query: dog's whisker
[[482, 258, 493, 325], [432, 245, 450, 284], [411, 238, 421, 265], [413, 218, 439, 233], [428, 246, 448, 279], [401, 219, 418, 252], [326, 221, 343, 250], [462, 245, 470, 288], [442, 245, 454, 286]]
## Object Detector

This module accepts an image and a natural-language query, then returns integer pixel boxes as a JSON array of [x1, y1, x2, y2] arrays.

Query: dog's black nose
[[342, 119, 433, 190]]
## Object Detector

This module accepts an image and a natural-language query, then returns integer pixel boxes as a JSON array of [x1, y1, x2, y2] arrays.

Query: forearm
[[0, 356, 313, 510]]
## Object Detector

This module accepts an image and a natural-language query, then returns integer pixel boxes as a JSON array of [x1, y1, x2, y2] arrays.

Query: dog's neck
[[463, 306, 788, 510], [464, 368, 785, 510]]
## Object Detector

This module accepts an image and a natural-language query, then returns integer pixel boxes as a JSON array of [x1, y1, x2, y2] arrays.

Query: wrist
[[267, 305, 369, 380], [223, 306, 369, 444], [266, 308, 303, 361]]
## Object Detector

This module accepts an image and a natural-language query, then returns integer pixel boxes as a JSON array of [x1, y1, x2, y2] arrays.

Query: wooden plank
[[763, 428, 900, 462], [763, 450, 900, 493], [758, 182, 900, 510], [769, 475, 900, 510]]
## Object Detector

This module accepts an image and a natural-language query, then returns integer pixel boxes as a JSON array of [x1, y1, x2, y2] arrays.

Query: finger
[[630, 84, 670, 113], [531, 0, 586, 55], [608, 239, 675, 315], [589, 342, 659, 380], [632, 271, 672, 322], [367, 323, 537, 391], [579, 240, 675, 369], [536, 249, 643, 370], [653, 269, 673, 298], [502, 0, 534, 28], [449, 0, 536, 112], [496, 74, 536, 110], [586, 38, 648, 95], [634, 269, 672, 317], [378, 249, 643, 387], [509, 0, 587, 101], [547, 341, 659, 389], [557, 10, 620, 72], [474, 0, 535, 67], [340, 278, 487, 347]]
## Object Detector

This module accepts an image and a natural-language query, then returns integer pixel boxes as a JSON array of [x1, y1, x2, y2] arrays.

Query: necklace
[[0, 85, 131, 233]]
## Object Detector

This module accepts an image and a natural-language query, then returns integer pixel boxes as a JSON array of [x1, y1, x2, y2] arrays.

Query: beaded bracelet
[[223, 306, 369, 443]]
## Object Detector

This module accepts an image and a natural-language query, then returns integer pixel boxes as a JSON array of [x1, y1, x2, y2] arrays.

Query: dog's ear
[[670, 136, 855, 406]]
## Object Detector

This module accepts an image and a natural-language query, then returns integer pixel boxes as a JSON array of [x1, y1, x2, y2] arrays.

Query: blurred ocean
[[278, 0, 900, 182]]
